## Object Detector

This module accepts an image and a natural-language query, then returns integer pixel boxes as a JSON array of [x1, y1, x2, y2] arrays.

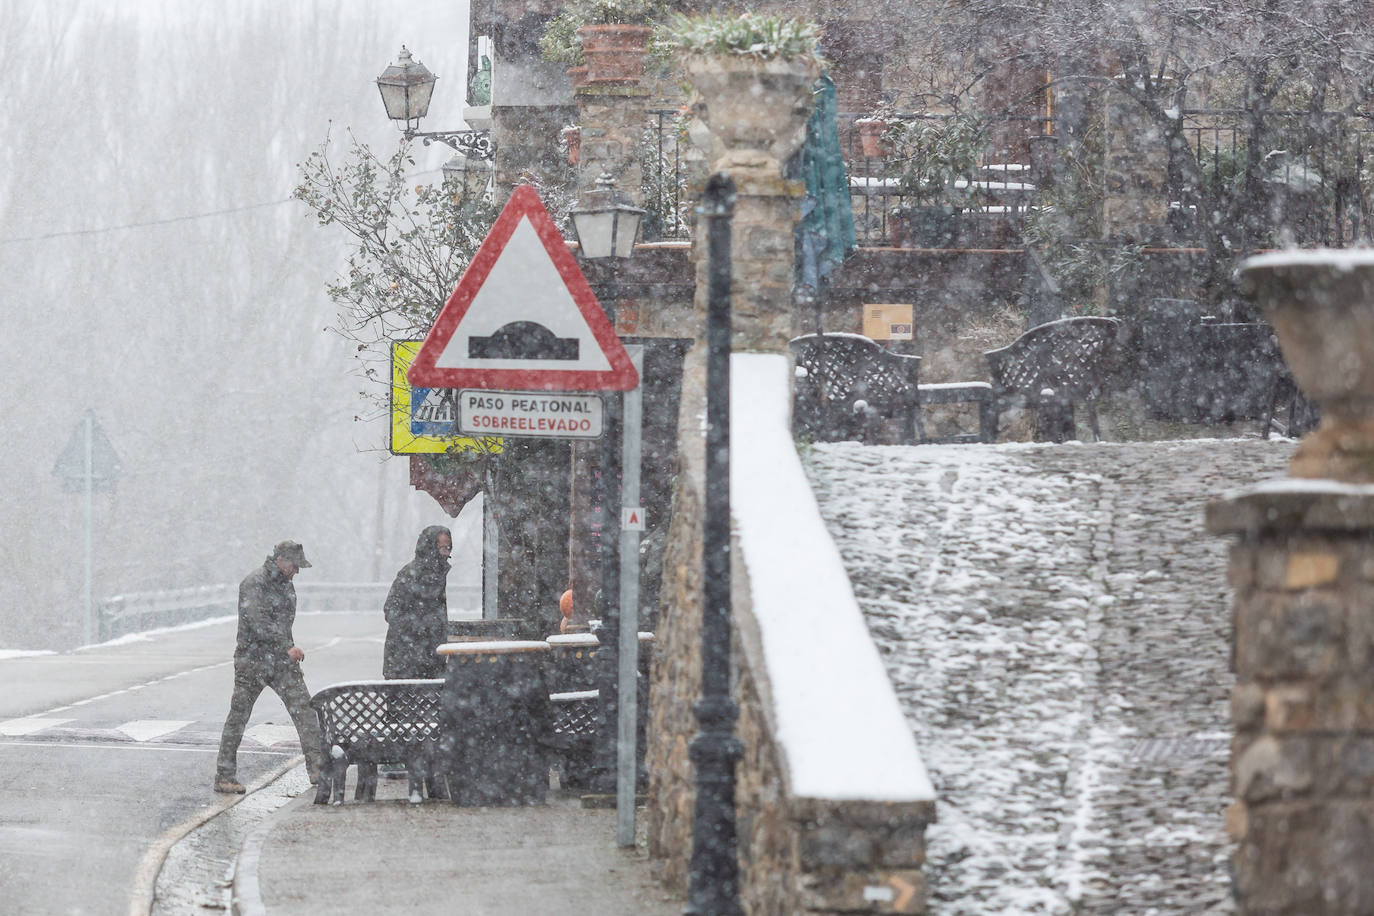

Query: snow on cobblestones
[[803, 438, 1294, 915]]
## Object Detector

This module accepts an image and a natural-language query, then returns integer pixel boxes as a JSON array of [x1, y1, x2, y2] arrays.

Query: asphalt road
[[0, 610, 388, 916]]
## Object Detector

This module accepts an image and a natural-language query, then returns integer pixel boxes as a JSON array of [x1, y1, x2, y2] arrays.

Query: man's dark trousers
[[216, 658, 323, 782]]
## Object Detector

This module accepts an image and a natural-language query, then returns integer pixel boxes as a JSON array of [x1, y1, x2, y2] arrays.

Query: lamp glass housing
[[376, 48, 437, 127], [443, 153, 492, 203], [572, 203, 643, 259]]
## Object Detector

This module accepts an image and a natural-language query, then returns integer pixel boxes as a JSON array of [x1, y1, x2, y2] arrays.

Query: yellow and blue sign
[[390, 340, 501, 456]]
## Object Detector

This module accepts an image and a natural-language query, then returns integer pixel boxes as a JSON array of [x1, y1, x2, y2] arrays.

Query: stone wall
[[646, 351, 936, 914], [1208, 489, 1374, 915], [645, 348, 707, 893]]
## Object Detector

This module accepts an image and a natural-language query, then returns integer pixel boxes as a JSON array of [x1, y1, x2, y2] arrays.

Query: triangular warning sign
[[407, 184, 639, 392], [52, 410, 122, 493]]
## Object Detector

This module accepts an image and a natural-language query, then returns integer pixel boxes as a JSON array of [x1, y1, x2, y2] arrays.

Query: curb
[[128, 755, 304, 916], [231, 787, 314, 916]]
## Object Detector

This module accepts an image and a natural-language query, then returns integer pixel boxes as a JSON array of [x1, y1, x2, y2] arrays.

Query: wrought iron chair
[[985, 316, 1123, 442]]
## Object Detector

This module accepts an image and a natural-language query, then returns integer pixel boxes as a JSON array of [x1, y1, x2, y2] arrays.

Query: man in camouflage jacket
[[214, 540, 324, 793]]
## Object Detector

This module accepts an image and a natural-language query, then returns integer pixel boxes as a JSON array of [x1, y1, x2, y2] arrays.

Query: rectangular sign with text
[[458, 390, 604, 439]]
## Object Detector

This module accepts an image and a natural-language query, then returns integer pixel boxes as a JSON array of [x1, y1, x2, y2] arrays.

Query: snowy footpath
[[804, 438, 1294, 916]]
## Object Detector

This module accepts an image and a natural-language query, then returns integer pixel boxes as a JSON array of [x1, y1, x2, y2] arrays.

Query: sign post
[[616, 344, 644, 846], [52, 410, 121, 644], [407, 185, 642, 824]]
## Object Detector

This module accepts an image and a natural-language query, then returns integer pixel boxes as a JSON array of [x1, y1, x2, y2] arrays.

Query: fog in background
[[0, 0, 479, 649]]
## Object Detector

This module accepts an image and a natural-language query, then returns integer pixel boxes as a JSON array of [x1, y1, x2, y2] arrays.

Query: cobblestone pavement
[[804, 438, 1295, 916]]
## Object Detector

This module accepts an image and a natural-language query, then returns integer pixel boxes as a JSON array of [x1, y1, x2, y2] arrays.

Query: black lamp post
[[376, 46, 493, 161], [569, 173, 644, 795], [686, 173, 743, 915]]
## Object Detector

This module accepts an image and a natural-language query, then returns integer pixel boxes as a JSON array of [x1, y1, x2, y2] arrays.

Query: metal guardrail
[[97, 582, 483, 641]]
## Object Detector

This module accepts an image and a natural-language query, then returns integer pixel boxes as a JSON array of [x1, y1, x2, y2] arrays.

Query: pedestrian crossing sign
[[390, 340, 502, 455]]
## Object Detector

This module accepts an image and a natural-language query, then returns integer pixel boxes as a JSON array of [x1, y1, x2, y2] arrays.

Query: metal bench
[[548, 689, 600, 789], [310, 679, 447, 805], [544, 632, 655, 790], [985, 316, 1122, 442], [790, 332, 922, 444]]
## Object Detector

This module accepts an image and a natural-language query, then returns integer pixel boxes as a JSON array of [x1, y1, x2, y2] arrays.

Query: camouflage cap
[[272, 540, 312, 568]]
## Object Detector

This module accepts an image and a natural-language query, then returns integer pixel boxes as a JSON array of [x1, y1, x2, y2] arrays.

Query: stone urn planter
[[1239, 248, 1374, 481], [684, 55, 819, 177], [576, 24, 652, 85]]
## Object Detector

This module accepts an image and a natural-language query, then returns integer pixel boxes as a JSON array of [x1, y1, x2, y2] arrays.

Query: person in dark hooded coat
[[383, 525, 452, 679]]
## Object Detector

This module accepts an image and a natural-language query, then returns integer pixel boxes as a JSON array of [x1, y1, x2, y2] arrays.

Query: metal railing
[[98, 582, 483, 641], [638, 109, 1046, 247], [642, 108, 692, 242], [1175, 109, 1374, 249], [635, 107, 1374, 250], [837, 112, 1048, 248]]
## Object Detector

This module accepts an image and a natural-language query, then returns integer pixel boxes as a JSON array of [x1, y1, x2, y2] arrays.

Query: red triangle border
[[406, 184, 639, 392]]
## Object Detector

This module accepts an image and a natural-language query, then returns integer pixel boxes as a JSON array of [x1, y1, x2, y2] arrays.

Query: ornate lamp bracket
[[404, 128, 495, 160]]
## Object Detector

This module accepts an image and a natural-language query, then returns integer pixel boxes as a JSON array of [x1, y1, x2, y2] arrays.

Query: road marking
[[0, 738, 293, 755], [0, 717, 74, 736], [115, 719, 194, 742], [890, 875, 917, 910], [244, 724, 301, 747]]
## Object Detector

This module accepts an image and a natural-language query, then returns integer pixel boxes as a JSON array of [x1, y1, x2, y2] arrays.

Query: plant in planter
[[540, 0, 669, 85], [882, 111, 988, 246], [662, 11, 824, 64], [661, 11, 824, 174], [538, 11, 587, 83]]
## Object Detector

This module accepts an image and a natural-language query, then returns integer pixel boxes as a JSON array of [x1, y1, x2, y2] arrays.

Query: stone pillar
[[574, 85, 649, 203], [1102, 80, 1169, 244], [691, 176, 804, 352], [684, 57, 818, 352], [566, 77, 649, 630], [1207, 491, 1374, 915], [1210, 254, 1374, 914]]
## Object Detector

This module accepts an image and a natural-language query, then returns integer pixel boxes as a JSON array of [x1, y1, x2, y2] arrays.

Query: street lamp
[[570, 173, 642, 805], [571, 172, 645, 259], [442, 151, 493, 204], [375, 45, 437, 132], [375, 46, 493, 161]]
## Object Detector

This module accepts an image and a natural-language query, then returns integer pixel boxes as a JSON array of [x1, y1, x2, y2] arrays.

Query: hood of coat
[[413, 525, 452, 576]]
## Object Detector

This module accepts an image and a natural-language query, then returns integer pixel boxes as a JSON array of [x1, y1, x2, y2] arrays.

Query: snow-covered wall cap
[[1224, 477, 1374, 499], [1242, 248, 1374, 271], [436, 640, 551, 655], [317, 678, 445, 690], [550, 689, 600, 702], [731, 353, 935, 803], [546, 633, 600, 647], [544, 632, 654, 646], [1207, 476, 1374, 535], [787, 331, 873, 344]]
